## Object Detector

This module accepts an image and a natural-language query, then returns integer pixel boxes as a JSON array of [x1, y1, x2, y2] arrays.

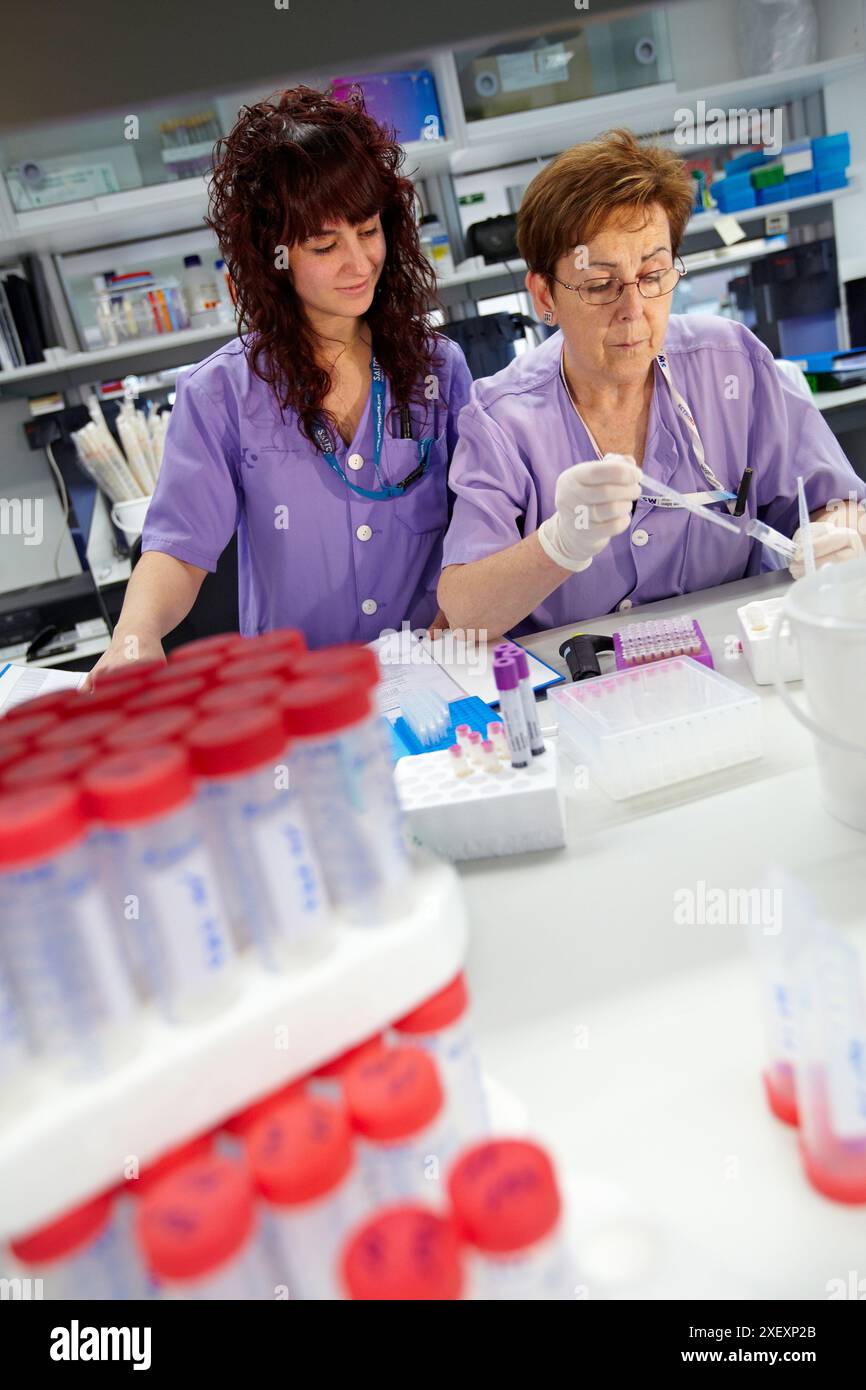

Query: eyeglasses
[[551, 257, 686, 305]]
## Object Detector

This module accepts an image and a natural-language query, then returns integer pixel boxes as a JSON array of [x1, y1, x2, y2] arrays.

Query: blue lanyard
[[312, 356, 432, 501]]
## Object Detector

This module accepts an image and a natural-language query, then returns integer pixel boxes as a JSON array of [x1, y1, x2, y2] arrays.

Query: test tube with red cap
[[448, 1139, 576, 1299], [0, 784, 137, 1078], [115, 1130, 218, 1298], [343, 1046, 458, 1207], [135, 1154, 273, 1299], [279, 674, 409, 926], [9, 1189, 147, 1300], [795, 929, 866, 1203], [308, 1033, 386, 1104], [341, 1204, 465, 1301], [392, 973, 489, 1143], [81, 745, 237, 1022], [219, 1080, 306, 1155], [246, 1093, 369, 1300], [187, 707, 331, 968]]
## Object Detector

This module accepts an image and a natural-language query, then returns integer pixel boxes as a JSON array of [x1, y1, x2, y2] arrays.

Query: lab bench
[[460, 568, 866, 1300]]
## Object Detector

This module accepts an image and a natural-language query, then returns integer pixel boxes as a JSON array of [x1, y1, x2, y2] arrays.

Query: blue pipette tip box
[[388, 695, 499, 760]]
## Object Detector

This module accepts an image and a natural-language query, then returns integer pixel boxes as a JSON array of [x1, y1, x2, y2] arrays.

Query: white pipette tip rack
[[736, 597, 802, 685], [395, 742, 565, 861], [549, 657, 762, 800], [0, 853, 467, 1240]]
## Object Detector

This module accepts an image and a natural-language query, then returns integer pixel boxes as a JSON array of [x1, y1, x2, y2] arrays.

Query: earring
[[543, 311, 554, 324]]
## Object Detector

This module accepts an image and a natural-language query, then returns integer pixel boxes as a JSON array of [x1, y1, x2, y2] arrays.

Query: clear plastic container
[[279, 674, 410, 925], [393, 973, 489, 1143], [246, 1094, 369, 1300], [341, 1204, 465, 1300], [343, 1046, 457, 1207], [448, 1139, 576, 1300], [188, 707, 333, 969], [10, 1191, 148, 1300], [135, 1155, 273, 1299], [549, 656, 762, 799], [0, 784, 138, 1080], [91, 278, 189, 346], [82, 745, 237, 1023]]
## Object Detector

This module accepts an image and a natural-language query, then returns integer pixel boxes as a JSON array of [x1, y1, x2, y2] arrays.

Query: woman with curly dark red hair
[[90, 85, 471, 673]]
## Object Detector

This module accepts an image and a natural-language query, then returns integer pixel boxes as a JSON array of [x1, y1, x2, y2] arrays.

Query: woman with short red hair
[[439, 129, 864, 639]]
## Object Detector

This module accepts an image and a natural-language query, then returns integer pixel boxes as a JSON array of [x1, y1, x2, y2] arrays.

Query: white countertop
[[458, 570, 866, 1299]]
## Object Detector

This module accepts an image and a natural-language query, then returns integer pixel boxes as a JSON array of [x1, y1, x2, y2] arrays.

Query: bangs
[[280, 130, 387, 244]]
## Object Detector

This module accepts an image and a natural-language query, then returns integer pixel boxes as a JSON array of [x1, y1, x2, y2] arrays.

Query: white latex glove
[[537, 454, 642, 573], [789, 519, 865, 579]]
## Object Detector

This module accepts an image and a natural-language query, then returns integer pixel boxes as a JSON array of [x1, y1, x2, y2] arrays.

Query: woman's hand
[[790, 519, 865, 579], [82, 627, 167, 692], [537, 454, 641, 573]]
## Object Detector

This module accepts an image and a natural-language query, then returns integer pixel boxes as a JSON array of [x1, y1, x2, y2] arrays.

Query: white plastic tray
[[0, 854, 467, 1239]]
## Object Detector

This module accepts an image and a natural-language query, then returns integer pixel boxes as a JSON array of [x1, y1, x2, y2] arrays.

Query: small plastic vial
[[247, 1094, 369, 1300], [343, 1046, 457, 1208], [448, 1139, 577, 1300], [124, 675, 207, 716], [3, 745, 95, 791], [308, 1034, 386, 1104], [136, 1155, 274, 1299], [188, 707, 332, 969], [279, 674, 410, 927], [487, 722, 509, 761], [0, 784, 138, 1079], [82, 744, 237, 1023], [480, 739, 501, 773], [10, 1190, 148, 1300], [341, 1204, 465, 1300], [392, 973, 489, 1144], [449, 743, 470, 778], [104, 706, 196, 754], [454, 724, 472, 753], [466, 730, 484, 766]]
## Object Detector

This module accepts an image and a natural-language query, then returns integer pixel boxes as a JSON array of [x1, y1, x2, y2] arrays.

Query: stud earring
[[543, 311, 554, 324]]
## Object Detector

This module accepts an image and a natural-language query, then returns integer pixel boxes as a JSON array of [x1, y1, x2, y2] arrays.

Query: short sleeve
[[749, 353, 866, 536], [141, 372, 241, 573], [441, 398, 532, 567], [443, 341, 473, 462]]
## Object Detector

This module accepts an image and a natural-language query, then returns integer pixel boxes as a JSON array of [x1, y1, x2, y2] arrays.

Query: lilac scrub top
[[441, 314, 866, 636], [141, 334, 472, 648]]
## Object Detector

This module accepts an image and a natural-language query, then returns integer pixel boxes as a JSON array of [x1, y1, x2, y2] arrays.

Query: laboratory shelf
[[0, 853, 467, 1240]]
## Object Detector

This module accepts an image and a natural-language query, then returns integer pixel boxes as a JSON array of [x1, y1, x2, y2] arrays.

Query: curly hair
[[207, 85, 444, 445]]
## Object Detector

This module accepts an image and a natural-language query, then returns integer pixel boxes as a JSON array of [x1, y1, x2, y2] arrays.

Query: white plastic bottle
[[246, 1093, 369, 1300], [279, 673, 410, 926], [0, 784, 138, 1079], [82, 744, 237, 1024], [392, 973, 489, 1143], [136, 1154, 273, 1299], [188, 707, 332, 969], [448, 1139, 577, 1300], [10, 1190, 148, 1300], [180, 254, 220, 327], [341, 1204, 465, 1300], [343, 1046, 457, 1207]]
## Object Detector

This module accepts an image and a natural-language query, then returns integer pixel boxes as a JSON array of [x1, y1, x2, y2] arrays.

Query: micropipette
[[637, 470, 741, 535], [796, 475, 815, 576], [745, 517, 798, 562]]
